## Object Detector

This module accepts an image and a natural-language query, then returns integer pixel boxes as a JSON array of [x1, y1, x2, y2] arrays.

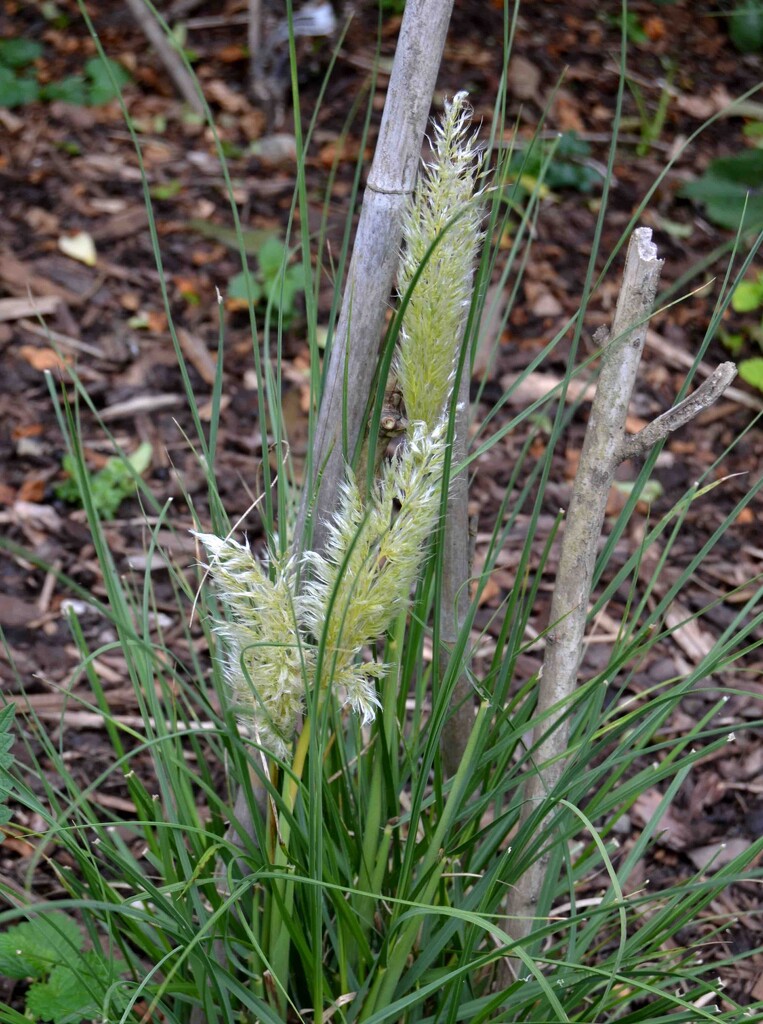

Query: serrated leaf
[[0, 913, 84, 980], [0, 727, 13, 759], [0, 701, 14, 737], [739, 356, 763, 391], [26, 951, 118, 1024]]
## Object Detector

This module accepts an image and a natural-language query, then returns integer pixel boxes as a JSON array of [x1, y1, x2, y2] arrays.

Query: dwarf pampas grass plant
[[195, 424, 448, 747], [195, 95, 484, 764]]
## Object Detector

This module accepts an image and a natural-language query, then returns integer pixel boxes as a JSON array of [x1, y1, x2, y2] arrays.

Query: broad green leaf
[[739, 356, 763, 390], [228, 269, 263, 304], [731, 278, 763, 312], [186, 217, 275, 254], [258, 236, 288, 277], [681, 150, 763, 229], [151, 178, 183, 200], [26, 951, 121, 1024], [0, 913, 84, 980], [0, 38, 43, 68], [720, 330, 746, 356], [85, 56, 130, 105], [128, 441, 153, 476], [42, 75, 88, 106], [0, 66, 40, 107], [264, 265, 306, 315], [729, 1, 763, 53]]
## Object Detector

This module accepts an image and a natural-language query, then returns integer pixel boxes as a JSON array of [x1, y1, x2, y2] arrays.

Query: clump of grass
[[1, 7, 762, 1024]]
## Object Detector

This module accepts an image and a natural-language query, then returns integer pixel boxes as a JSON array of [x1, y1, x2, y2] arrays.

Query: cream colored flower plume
[[396, 90, 484, 430], [193, 532, 311, 760]]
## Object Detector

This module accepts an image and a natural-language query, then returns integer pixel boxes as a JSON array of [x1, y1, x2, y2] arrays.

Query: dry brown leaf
[[11, 500, 64, 533], [686, 837, 752, 873], [643, 16, 666, 41], [552, 90, 585, 132], [178, 327, 218, 386], [631, 789, 696, 851], [18, 345, 70, 372], [664, 600, 715, 664], [205, 79, 250, 113], [198, 394, 231, 421], [507, 54, 542, 102], [17, 477, 46, 503], [0, 594, 41, 628], [474, 573, 501, 606]]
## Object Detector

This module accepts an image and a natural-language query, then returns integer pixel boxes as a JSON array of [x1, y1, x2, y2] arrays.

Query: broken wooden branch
[[500, 227, 737, 983]]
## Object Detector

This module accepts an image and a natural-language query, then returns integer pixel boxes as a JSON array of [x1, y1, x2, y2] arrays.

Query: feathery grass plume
[[302, 421, 448, 721], [396, 91, 484, 429], [193, 532, 310, 759]]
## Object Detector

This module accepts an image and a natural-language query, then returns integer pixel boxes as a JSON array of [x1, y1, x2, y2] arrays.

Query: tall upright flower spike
[[193, 532, 311, 760], [194, 96, 483, 757], [396, 90, 484, 430], [302, 421, 447, 721]]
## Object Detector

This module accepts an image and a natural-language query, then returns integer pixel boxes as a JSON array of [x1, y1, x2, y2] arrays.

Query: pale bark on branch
[[500, 227, 736, 980], [124, 0, 204, 115], [295, 0, 457, 557], [218, 0, 457, 885]]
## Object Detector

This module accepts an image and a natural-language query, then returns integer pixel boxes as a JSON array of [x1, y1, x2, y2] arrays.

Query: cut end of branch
[[634, 226, 659, 263]]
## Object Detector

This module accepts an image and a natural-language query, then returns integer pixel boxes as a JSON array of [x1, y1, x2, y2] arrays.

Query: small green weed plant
[[0, 38, 130, 108], [54, 441, 153, 520], [0, 912, 125, 1024], [227, 236, 307, 324], [506, 130, 604, 199], [680, 148, 763, 230], [625, 60, 675, 156], [721, 271, 763, 391]]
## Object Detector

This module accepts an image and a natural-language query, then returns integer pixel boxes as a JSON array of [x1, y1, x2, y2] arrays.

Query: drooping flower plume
[[193, 532, 311, 760], [301, 421, 447, 721]]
